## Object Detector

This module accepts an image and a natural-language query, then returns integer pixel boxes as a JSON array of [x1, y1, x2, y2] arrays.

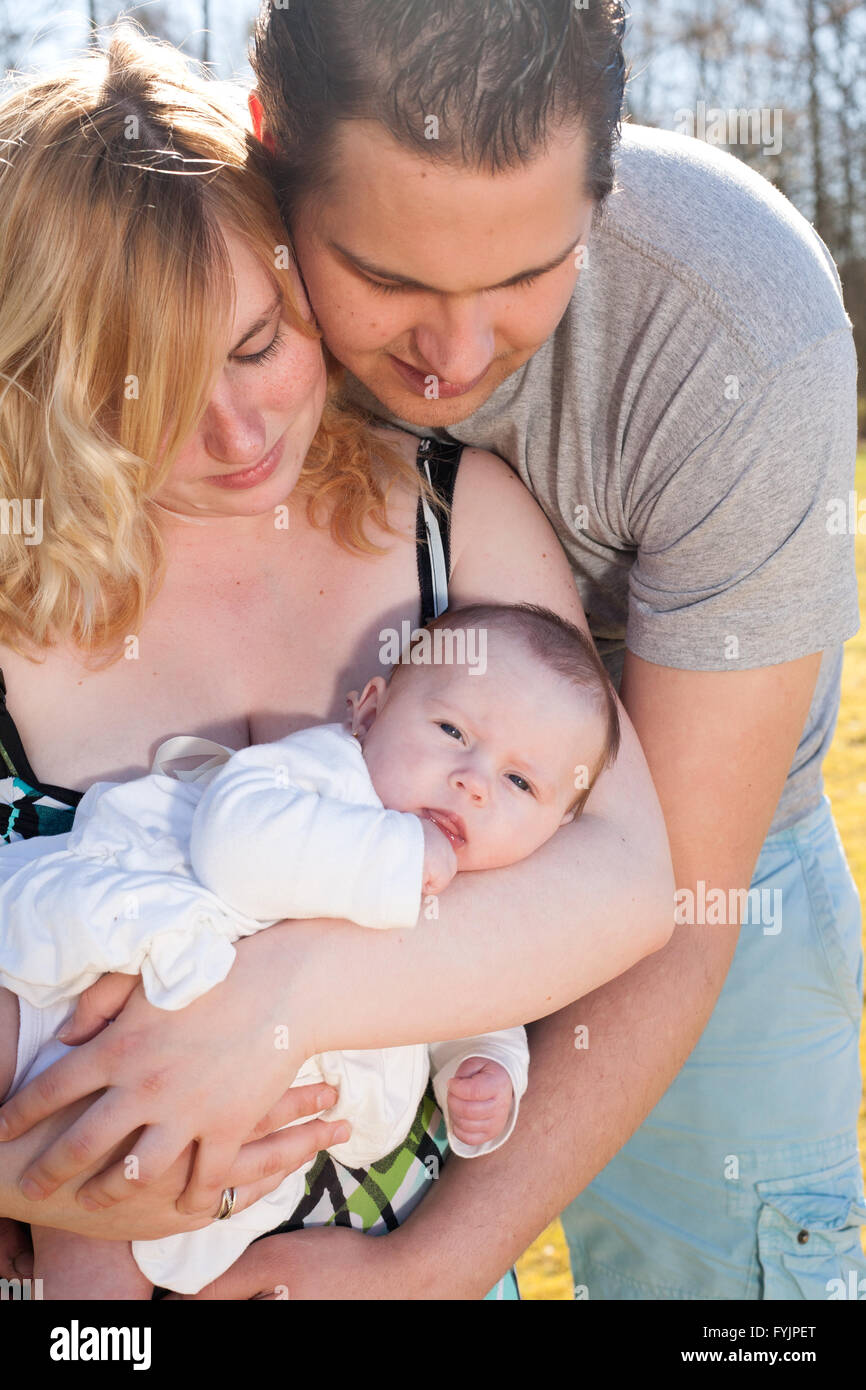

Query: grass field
[[515, 446, 866, 1299]]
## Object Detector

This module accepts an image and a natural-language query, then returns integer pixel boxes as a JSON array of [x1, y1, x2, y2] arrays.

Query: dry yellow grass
[[517, 447, 866, 1298]]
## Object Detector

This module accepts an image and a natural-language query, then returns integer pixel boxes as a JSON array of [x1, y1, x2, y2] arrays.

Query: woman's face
[[155, 229, 327, 519]]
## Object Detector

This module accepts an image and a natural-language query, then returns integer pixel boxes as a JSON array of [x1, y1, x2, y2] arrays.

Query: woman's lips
[[389, 355, 489, 400], [421, 808, 467, 849], [206, 434, 285, 490]]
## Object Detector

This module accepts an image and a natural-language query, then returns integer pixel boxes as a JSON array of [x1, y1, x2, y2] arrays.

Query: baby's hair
[[390, 602, 621, 817]]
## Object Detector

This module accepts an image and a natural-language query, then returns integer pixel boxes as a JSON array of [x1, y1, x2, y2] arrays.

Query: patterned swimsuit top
[[0, 436, 462, 846]]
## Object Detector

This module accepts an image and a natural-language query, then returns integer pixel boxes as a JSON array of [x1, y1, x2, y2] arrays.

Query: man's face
[[286, 118, 594, 427]]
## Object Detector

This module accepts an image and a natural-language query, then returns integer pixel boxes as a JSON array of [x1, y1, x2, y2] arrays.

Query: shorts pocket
[[756, 1153, 866, 1300]]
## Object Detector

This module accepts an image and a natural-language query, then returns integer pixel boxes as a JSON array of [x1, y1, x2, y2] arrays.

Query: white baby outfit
[[0, 724, 528, 1293]]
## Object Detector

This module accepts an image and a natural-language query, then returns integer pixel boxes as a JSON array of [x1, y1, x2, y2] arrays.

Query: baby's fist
[[420, 817, 458, 895], [447, 1057, 513, 1148]]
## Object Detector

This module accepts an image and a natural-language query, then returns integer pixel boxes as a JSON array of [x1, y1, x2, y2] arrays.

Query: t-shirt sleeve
[[625, 328, 861, 671]]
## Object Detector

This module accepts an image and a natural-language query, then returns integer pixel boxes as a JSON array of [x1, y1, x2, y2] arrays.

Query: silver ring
[[215, 1186, 237, 1221]]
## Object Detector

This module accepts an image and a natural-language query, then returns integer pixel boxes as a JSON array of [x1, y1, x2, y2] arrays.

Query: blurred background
[[2, 0, 864, 1298]]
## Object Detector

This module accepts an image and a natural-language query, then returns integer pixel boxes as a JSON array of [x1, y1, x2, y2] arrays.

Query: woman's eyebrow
[[329, 239, 581, 293], [230, 293, 282, 352]]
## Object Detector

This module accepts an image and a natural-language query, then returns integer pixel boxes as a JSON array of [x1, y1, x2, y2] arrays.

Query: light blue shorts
[[563, 793, 866, 1299]]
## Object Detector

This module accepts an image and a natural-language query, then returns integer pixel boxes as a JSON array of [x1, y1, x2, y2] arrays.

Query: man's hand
[[167, 1228, 402, 1301], [0, 1217, 32, 1280], [447, 1057, 513, 1147]]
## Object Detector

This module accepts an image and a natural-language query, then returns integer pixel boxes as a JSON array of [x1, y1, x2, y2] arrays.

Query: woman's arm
[[0, 451, 673, 1219]]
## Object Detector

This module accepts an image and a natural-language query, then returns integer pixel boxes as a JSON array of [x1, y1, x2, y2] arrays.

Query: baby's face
[[353, 641, 607, 872]]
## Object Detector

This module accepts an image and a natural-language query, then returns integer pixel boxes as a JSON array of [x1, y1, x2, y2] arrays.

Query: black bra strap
[[415, 437, 464, 627]]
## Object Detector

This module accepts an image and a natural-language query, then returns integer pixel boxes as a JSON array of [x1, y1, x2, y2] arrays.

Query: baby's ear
[[349, 677, 388, 740]]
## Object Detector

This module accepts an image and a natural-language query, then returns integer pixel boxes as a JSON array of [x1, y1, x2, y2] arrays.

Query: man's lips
[[389, 355, 490, 400], [421, 808, 467, 849]]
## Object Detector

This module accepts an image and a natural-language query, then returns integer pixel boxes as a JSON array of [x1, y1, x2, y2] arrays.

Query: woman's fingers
[[0, 1045, 104, 1145], [173, 1138, 244, 1218], [17, 1096, 169, 1204], [242, 1082, 338, 1142], [175, 1115, 349, 1224], [73, 1123, 186, 1210], [0, 1217, 33, 1280], [228, 1116, 350, 1190], [59, 974, 140, 1046]]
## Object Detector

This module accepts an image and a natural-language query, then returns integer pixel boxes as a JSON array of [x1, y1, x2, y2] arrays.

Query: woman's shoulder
[[448, 445, 548, 568], [368, 423, 544, 559]]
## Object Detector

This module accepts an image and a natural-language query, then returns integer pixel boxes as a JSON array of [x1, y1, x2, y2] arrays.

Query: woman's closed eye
[[232, 328, 285, 367]]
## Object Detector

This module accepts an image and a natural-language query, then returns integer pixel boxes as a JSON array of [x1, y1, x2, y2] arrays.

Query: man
[[249, 0, 864, 1298]]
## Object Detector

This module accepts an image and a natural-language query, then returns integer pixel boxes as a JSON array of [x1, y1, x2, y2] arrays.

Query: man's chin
[[364, 377, 506, 429]]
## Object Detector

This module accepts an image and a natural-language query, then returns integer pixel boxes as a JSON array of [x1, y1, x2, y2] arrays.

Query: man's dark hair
[[389, 602, 622, 819], [252, 0, 629, 225]]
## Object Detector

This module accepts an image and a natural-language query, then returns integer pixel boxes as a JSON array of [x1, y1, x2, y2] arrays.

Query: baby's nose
[[450, 769, 487, 803]]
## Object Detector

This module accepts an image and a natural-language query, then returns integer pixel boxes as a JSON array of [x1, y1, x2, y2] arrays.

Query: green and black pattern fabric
[[0, 669, 81, 843], [273, 1083, 449, 1236]]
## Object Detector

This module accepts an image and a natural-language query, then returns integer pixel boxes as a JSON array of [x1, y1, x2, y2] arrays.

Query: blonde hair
[[0, 24, 430, 662]]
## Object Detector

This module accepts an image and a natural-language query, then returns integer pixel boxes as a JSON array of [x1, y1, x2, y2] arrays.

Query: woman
[[0, 26, 672, 1298]]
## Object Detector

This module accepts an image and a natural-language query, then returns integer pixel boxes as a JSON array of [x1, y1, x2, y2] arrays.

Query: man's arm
[[357, 648, 824, 1296]]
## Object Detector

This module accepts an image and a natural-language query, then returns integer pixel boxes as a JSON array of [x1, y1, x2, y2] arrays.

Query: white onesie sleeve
[[429, 1026, 529, 1158], [189, 724, 425, 929]]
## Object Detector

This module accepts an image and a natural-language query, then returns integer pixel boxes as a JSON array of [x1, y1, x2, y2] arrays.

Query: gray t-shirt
[[343, 122, 861, 834]]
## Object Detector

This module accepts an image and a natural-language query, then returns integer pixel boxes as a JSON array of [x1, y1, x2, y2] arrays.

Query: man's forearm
[[383, 919, 739, 1298]]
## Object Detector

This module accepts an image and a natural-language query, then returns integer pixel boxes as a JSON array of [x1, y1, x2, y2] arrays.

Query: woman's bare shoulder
[[447, 446, 585, 625]]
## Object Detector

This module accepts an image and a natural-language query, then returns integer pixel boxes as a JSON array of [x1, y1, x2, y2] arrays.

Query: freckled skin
[[155, 229, 327, 520], [283, 117, 595, 430]]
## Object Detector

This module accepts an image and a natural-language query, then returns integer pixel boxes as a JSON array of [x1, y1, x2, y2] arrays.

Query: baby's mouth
[[421, 808, 467, 850]]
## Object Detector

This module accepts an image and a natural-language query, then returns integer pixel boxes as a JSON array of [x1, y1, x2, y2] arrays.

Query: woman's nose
[[199, 383, 266, 467]]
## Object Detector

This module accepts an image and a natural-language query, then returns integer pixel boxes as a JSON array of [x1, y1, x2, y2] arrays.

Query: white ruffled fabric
[[0, 725, 424, 1011]]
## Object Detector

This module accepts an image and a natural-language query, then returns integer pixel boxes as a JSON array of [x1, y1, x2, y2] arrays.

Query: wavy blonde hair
[[0, 24, 431, 662]]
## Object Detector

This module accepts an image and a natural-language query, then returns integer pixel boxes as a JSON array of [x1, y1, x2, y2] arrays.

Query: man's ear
[[347, 677, 388, 740], [249, 91, 276, 152]]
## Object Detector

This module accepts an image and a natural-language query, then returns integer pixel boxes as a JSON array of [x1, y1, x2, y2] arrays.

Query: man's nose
[[412, 299, 495, 388], [200, 382, 266, 467]]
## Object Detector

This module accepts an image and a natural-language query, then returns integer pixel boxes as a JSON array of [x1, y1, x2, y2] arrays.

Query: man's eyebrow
[[230, 293, 282, 352], [329, 239, 581, 293]]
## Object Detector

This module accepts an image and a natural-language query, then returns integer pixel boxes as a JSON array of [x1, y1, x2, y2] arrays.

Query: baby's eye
[[438, 722, 463, 742], [507, 773, 533, 794]]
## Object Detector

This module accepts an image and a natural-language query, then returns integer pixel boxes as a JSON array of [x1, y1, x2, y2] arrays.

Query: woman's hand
[[58, 972, 140, 1044], [0, 925, 332, 1219], [167, 1227, 409, 1301]]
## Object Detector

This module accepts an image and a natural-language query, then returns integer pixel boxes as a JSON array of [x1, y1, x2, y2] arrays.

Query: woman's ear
[[248, 92, 276, 152], [348, 677, 388, 741], [559, 808, 576, 827]]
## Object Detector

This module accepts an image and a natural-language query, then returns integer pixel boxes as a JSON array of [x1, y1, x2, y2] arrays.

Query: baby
[[0, 601, 620, 1297]]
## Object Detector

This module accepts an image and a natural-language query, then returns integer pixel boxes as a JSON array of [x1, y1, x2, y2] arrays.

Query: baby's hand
[[447, 1057, 513, 1148], [420, 817, 458, 896]]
